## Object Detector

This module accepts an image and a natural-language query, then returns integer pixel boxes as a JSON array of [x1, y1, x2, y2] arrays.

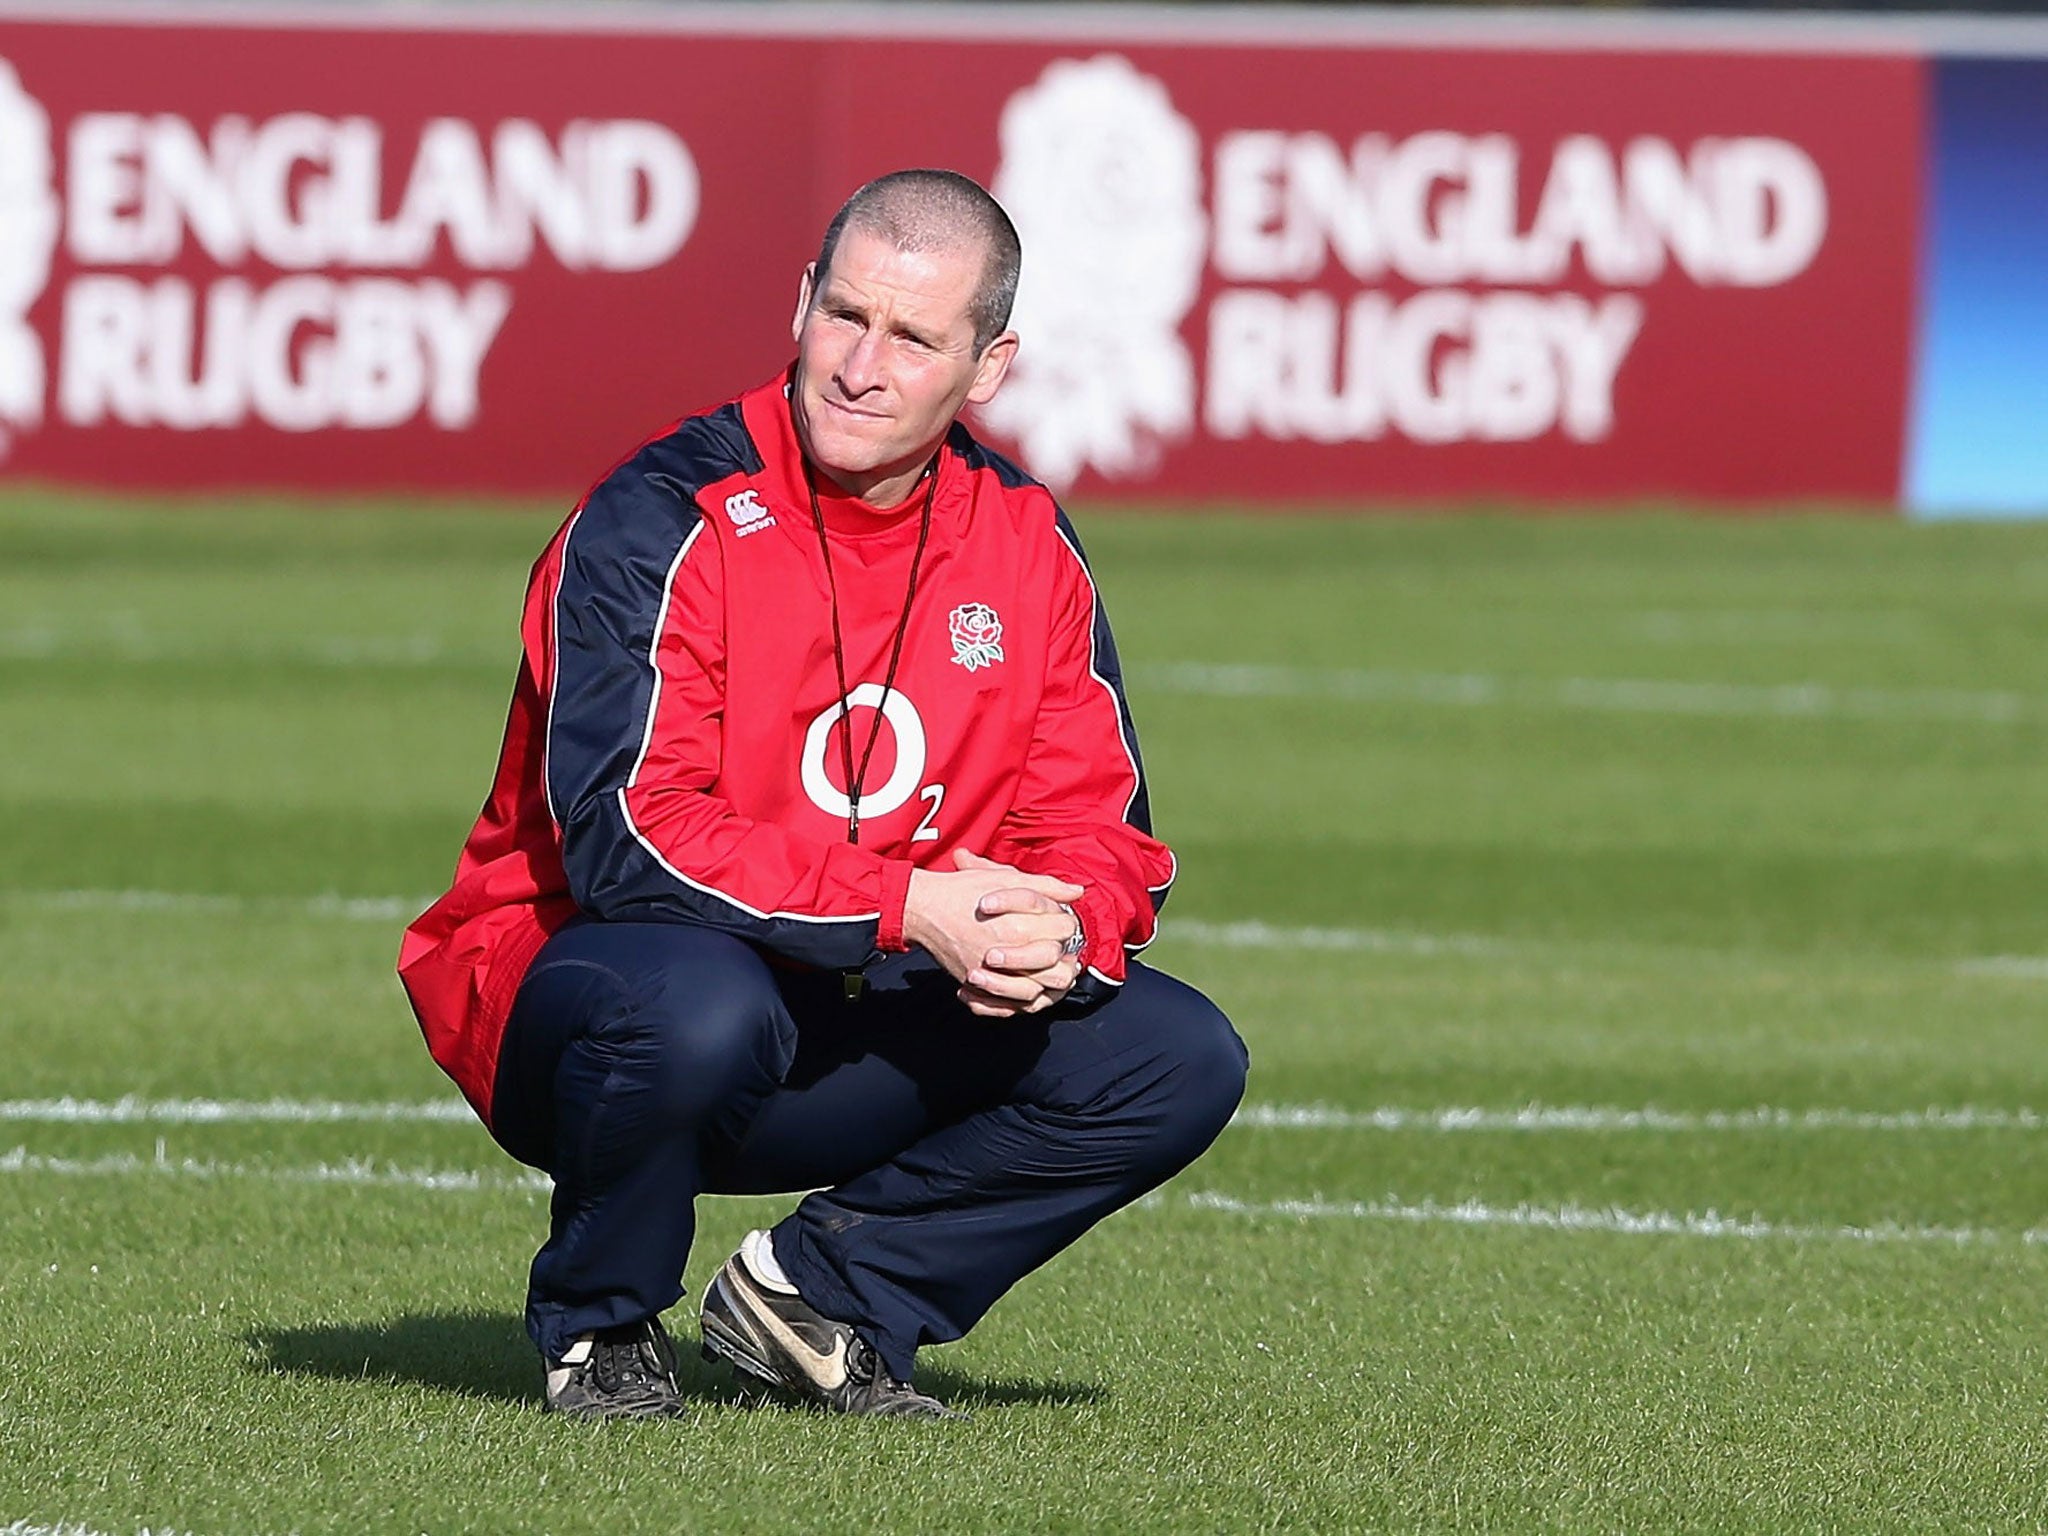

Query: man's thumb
[[952, 848, 1000, 871]]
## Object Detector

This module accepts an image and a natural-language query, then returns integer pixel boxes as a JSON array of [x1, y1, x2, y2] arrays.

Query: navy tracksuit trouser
[[490, 918, 1250, 1381]]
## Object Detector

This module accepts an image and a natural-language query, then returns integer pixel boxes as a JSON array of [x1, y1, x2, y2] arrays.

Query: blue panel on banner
[[1907, 58, 2048, 518]]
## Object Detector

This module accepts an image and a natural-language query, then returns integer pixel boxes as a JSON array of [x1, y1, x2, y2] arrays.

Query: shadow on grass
[[249, 1312, 1105, 1412], [250, 1311, 547, 1405]]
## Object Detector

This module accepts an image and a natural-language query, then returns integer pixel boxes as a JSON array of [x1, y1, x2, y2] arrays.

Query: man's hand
[[903, 850, 1086, 1017]]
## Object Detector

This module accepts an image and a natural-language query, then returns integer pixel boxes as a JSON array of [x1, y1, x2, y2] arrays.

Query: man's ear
[[965, 331, 1019, 407], [791, 263, 817, 346]]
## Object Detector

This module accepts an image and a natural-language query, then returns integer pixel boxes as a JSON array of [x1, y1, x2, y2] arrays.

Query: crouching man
[[398, 169, 1248, 1420]]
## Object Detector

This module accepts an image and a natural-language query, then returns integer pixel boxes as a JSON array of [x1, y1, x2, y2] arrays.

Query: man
[[398, 169, 1247, 1421]]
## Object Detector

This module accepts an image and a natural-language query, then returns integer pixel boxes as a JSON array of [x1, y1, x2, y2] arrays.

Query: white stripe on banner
[[1, 1096, 2038, 1133], [14, 1, 2048, 61], [1180, 1191, 2048, 1248], [1133, 661, 2034, 726]]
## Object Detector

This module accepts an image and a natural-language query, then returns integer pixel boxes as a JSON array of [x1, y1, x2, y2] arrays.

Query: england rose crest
[[948, 602, 1005, 672]]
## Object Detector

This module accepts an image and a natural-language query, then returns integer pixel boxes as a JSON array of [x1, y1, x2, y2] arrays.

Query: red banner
[[0, 12, 1922, 504]]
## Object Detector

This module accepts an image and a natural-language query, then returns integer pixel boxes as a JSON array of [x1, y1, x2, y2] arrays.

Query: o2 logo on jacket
[[799, 684, 943, 841]]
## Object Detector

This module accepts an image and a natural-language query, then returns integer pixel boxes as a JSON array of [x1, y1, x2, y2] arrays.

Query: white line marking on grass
[[4, 1095, 2040, 1133], [10, 891, 1513, 958], [7, 626, 2029, 724], [0, 1096, 475, 1125], [0, 626, 461, 668], [11, 890, 1530, 977], [9, 1147, 2038, 1250], [1, 1522, 190, 1536], [20, 889, 2041, 996], [1232, 1103, 2048, 1132], [1183, 1191, 2048, 1248], [1956, 956, 2048, 981], [2, 889, 428, 922], [1628, 609, 1926, 645], [1134, 661, 2033, 725], [1157, 918, 2048, 983], [20, 892, 2043, 1003], [0, 1143, 548, 1193], [1165, 918, 1512, 957]]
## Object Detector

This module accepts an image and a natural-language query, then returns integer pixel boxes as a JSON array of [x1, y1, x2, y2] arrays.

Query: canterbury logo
[[723, 487, 777, 537]]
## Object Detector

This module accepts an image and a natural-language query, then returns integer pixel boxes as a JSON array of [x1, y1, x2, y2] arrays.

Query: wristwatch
[[1057, 902, 1086, 959]]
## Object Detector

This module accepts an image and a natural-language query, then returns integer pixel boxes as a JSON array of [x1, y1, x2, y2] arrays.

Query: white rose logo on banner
[[0, 58, 58, 458], [980, 48, 1834, 496], [986, 55, 1206, 490], [947, 602, 1005, 672]]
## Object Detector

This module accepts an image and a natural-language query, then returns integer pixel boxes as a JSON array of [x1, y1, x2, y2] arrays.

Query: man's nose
[[837, 329, 886, 396]]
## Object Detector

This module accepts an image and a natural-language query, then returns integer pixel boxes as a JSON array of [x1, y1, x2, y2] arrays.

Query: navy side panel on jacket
[[1050, 509, 1158, 849], [544, 408, 882, 968], [1053, 508, 1172, 1017], [954, 427, 1159, 849], [949, 423, 1035, 491]]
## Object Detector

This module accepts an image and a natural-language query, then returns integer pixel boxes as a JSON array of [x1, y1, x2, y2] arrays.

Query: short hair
[[813, 169, 1022, 356]]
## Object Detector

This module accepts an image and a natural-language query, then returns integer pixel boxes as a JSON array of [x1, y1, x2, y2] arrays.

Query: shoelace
[[592, 1327, 673, 1393], [845, 1335, 920, 1400]]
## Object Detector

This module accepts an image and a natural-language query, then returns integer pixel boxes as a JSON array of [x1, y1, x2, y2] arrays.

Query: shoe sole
[[700, 1269, 798, 1395]]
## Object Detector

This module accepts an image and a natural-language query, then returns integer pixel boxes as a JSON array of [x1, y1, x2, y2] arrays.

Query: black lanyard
[[804, 456, 938, 846]]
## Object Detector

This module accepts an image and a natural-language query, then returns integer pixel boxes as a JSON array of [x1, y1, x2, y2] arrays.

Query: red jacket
[[398, 370, 1176, 1124]]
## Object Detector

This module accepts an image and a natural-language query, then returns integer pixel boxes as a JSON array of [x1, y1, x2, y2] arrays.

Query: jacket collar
[[739, 364, 973, 535]]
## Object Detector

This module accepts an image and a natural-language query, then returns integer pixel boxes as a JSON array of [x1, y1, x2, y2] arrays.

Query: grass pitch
[[3, 493, 2047, 1533]]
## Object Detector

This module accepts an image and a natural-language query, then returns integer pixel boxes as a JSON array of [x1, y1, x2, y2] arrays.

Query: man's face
[[790, 227, 1017, 502]]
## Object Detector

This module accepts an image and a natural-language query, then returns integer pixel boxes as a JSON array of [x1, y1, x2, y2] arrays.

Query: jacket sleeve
[[538, 471, 910, 966], [984, 511, 1176, 1002]]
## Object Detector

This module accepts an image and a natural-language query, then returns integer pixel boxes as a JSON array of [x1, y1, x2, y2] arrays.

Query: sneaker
[[700, 1230, 963, 1420], [543, 1317, 686, 1420]]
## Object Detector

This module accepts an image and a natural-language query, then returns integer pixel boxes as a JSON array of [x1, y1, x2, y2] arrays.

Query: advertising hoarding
[[0, 6, 2027, 510]]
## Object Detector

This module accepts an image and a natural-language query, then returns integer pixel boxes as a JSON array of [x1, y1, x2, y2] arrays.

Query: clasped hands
[[903, 849, 1085, 1018]]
